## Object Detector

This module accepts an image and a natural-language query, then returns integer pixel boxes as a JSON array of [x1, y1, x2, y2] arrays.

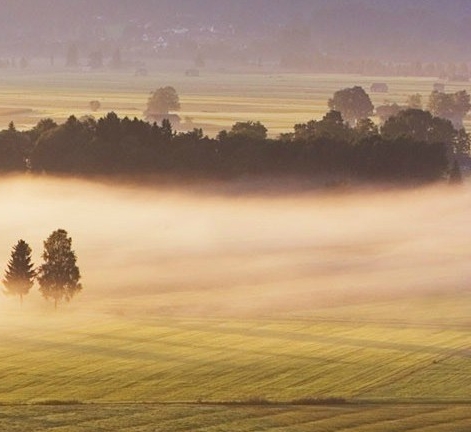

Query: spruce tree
[[3, 240, 36, 304], [37, 229, 82, 309]]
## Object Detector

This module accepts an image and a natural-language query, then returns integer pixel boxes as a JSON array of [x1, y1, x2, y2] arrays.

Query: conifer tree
[[3, 240, 35, 304]]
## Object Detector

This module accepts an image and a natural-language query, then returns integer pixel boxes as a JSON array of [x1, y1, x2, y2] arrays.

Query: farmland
[[0, 289, 470, 430], [1, 295, 471, 404], [2, 63, 471, 136], [0, 65, 470, 430], [2, 403, 471, 431]]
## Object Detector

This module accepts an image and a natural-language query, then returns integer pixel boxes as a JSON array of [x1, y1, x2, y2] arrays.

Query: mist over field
[[1, 176, 469, 318], [0, 2, 470, 428]]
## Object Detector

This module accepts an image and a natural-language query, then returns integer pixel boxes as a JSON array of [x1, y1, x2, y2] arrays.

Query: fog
[[0, 176, 470, 318], [0, 0, 470, 64]]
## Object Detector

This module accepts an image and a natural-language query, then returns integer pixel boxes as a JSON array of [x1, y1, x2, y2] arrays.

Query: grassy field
[[2, 292, 471, 404], [0, 290, 470, 430], [2, 64, 471, 136]]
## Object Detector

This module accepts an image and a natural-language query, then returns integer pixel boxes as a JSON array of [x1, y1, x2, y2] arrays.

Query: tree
[[3, 240, 35, 305], [293, 111, 351, 141], [29, 118, 58, 141], [354, 118, 379, 140], [228, 121, 267, 140], [37, 229, 82, 309], [328, 86, 374, 125], [145, 86, 180, 118], [0, 125, 31, 172], [407, 93, 422, 109], [428, 90, 471, 128], [89, 100, 101, 112], [375, 103, 403, 124], [29, 116, 95, 174], [381, 109, 456, 145]]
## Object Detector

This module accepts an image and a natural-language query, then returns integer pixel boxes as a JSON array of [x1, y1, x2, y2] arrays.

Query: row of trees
[[144, 85, 471, 136], [0, 113, 458, 184], [328, 86, 471, 129], [0, 86, 467, 184], [3, 230, 81, 309], [22, 109, 457, 183]]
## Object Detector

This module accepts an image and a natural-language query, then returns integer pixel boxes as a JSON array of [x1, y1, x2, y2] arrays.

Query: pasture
[[1, 62, 471, 136]]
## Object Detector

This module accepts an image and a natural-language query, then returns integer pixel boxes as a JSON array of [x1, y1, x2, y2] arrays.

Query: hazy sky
[[1, 0, 471, 62]]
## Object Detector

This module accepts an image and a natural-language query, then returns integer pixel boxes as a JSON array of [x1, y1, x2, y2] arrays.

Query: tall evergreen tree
[[37, 229, 82, 309], [3, 240, 35, 304]]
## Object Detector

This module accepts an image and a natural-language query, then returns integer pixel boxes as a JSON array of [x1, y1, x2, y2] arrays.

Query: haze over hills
[[1, 0, 471, 65]]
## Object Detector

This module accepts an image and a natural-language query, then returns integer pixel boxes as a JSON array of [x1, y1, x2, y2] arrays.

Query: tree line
[[3, 229, 81, 309], [0, 87, 468, 184]]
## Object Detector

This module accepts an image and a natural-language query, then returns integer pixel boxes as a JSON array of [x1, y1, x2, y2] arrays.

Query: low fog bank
[[0, 175, 469, 318]]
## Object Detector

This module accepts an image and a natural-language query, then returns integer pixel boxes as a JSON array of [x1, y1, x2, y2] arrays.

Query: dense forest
[[0, 106, 465, 185]]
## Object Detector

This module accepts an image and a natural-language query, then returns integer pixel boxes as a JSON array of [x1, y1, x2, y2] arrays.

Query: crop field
[[2, 403, 471, 431], [2, 62, 471, 136], [1, 290, 471, 404], [0, 289, 470, 430]]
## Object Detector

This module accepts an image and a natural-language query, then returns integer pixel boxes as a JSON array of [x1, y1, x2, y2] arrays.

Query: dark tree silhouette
[[37, 229, 82, 309], [0, 107, 454, 185], [375, 103, 403, 124], [294, 110, 351, 141], [3, 240, 35, 305], [428, 90, 471, 129], [0, 126, 31, 172], [381, 109, 459, 148], [145, 86, 180, 118], [328, 86, 374, 125], [228, 121, 267, 140]]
